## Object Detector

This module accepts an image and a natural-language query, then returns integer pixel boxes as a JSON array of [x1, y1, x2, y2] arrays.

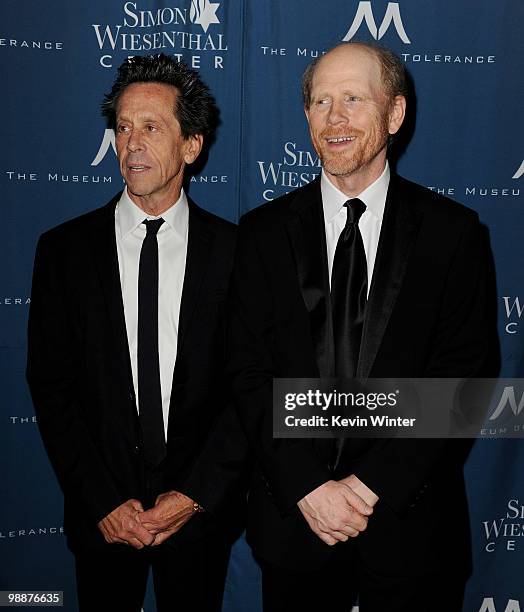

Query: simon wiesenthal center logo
[[482, 498, 524, 554], [92, 0, 227, 70], [257, 141, 321, 202], [190, 0, 220, 32], [503, 296, 523, 335]]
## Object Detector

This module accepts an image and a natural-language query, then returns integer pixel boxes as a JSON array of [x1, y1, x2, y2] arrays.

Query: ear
[[183, 134, 204, 164], [388, 95, 406, 135]]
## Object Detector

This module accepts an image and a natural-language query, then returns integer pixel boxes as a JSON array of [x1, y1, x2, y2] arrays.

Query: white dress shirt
[[322, 161, 390, 293], [115, 187, 189, 440]]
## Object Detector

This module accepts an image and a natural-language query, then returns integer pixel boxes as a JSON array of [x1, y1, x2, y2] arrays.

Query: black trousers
[[75, 533, 231, 612], [75, 465, 230, 611], [259, 549, 466, 612]]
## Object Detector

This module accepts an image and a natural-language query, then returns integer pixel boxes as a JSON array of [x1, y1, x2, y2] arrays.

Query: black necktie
[[138, 218, 166, 468], [331, 199, 368, 379], [330, 199, 367, 469]]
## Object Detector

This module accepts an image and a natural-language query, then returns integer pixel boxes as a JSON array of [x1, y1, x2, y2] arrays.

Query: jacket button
[[133, 445, 140, 455]]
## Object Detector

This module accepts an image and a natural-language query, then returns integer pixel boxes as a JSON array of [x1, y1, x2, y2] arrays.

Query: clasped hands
[[297, 475, 379, 546], [97, 490, 198, 549]]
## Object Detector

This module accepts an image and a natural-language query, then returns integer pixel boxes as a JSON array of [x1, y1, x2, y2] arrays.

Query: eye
[[345, 95, 361, 103], [315, 97, 331, 106], [116, 124, 129, 133], [146, 124, 157, 132]]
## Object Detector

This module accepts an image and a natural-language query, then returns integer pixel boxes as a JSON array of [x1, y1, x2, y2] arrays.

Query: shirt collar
[[321, 161, 390, 223], [116, 187, 189, 239]]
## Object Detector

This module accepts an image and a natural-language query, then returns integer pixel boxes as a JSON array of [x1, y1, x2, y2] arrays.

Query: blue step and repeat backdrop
[[2, 1, 524, 611]]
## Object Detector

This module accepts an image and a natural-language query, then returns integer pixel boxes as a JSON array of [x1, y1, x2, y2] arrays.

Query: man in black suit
[[229, 42, 495, 611], [27, 55, 239, 611]]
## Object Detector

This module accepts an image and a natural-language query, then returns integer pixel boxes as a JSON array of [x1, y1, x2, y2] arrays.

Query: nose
[[126, 128, 144, 152], [327, 98, 349, 126]]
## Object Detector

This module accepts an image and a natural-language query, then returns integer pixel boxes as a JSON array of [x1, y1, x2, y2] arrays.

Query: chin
[[125, 179, 152, 194], [124, 186, 150, 201], [323, 156, 359, 177]]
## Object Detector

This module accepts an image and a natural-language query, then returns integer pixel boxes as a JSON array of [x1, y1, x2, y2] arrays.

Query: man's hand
[[339, 474, 379, 508], [97, 499, 155, 549], [297, 480, 373, 546], [138, 490, 199, 546]]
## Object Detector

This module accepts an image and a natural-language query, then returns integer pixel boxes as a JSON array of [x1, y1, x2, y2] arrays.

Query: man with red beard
[[228, 42, 495, 611]]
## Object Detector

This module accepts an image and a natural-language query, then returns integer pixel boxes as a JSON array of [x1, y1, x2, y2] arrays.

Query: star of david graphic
[[190, 0, 220, 33]]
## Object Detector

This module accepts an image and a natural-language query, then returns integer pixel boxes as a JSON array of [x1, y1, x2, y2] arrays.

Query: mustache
[[320, 127, 363, 139]]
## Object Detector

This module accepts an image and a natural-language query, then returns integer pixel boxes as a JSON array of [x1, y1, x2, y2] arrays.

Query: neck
[[127, 183, 182, 217], [327, 152, 387, 198]]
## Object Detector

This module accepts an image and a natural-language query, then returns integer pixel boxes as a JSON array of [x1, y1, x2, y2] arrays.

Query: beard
[[315, 116, 390, 177]]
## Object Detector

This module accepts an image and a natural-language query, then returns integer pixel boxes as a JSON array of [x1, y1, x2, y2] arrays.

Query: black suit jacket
[[26, 192, 242, 551], [228, 174, 498, 577]]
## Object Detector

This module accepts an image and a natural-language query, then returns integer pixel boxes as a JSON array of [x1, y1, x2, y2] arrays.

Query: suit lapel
[[285, 179, 335, 378], [357, 175, 421, 378], [92, 194, 135, 392], [177, 199, 215, 357]]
